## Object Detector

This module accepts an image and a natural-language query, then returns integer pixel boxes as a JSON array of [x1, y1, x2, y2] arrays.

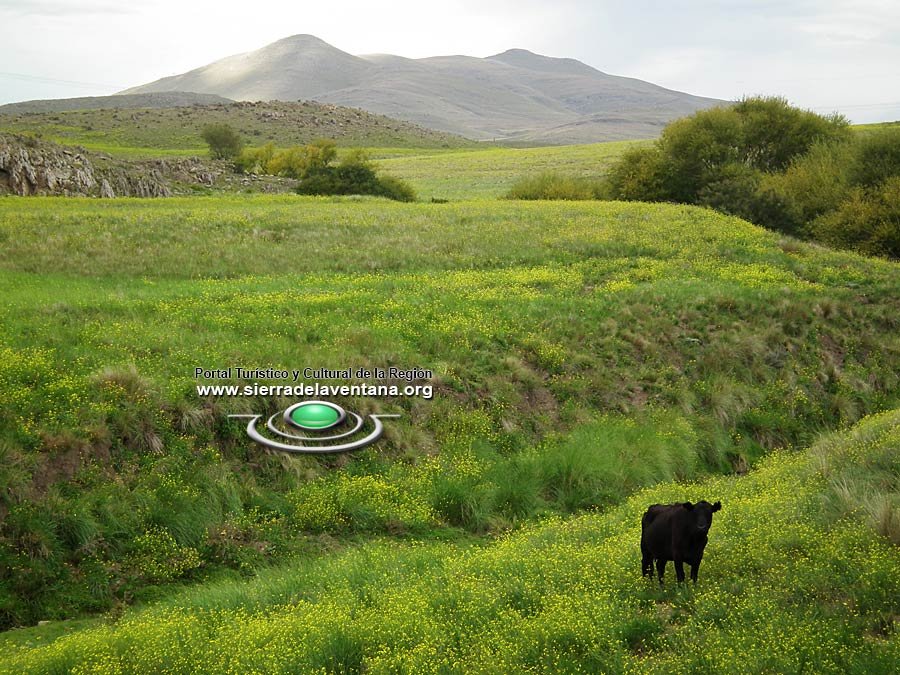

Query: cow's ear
[[682, 501, 694, 511], [712, 501, 721, 512]]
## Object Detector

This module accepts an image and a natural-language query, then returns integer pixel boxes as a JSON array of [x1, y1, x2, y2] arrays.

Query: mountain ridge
[[0, 92, 233, 115], [122, 34, 725, 144]]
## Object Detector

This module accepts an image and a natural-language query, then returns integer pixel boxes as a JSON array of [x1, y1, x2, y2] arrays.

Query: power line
[[735, 73, 899, 84], [0, 70, 124, 90], [810, 101, 900, 111]]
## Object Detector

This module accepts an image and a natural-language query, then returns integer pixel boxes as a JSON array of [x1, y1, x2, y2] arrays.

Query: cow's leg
[[691, 554, 702, 582], [690, 560, 700, 582], [655, 559, 666, 584], [641, 547, 653, 578], [674, 559, 686, 583]]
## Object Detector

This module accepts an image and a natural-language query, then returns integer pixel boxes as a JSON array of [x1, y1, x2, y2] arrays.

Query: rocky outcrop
[[0, 136, 97, 195], [97, 165, 172, 198], [0, 134, 297, 197], [0, 134, 171, 197]]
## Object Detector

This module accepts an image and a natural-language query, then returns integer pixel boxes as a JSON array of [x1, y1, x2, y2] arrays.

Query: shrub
[[374, 174, 417, 202], [234, 141, 415, 200], [656, 106, 746, 202], [600, 98, 900, 257], [848, 127, 900, 188], [505, 172, 604, 200], [234, 142, 276, 174], [235, 140, 338, 178], [200, 123, 244, 160], [603, 147, 667, 201], [295, 147, 416, 201], [270, 139, 338, 178], [695, 163, 761, 215], [697, 164, 799, 235], [764, 140, 854, 223], [808, 177, 900, 258]]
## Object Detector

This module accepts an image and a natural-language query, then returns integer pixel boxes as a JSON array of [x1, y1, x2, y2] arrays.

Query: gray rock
[[0, 134, 171, 197]]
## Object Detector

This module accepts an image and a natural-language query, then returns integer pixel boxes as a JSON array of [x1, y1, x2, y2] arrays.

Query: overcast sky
[[1, 0, 898, 122]]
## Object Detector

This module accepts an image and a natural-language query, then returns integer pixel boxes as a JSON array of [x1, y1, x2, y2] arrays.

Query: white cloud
[[0, 0, 135, 15], [0, 0, 898, 122]]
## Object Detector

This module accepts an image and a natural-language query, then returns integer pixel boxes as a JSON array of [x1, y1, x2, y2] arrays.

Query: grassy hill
[[2, 409, 897, 672], [0, 100, 476, 156], [0, 92, 233, 115], [0, 194, 898, 637]]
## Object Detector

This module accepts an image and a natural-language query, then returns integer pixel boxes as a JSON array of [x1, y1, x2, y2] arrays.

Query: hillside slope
[[0, 100, 476, 153], [3, 410, 897, 672], [0, 92, 233, 115], [122, 34, 724, 143], [0, 196, 898, 630]]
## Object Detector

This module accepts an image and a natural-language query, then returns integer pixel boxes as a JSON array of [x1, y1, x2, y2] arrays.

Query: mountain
[[122, 34, 725, 144], [0, 92, 232, 115]]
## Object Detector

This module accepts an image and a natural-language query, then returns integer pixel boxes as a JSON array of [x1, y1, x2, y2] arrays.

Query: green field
[[376, 142, 641, 200], [1, 190, 899, 671], [1, 92, 900, 673]]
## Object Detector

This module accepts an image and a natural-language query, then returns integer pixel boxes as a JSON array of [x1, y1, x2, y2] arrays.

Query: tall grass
[[811, 412, 900, 543], [3, 412, 897, 673], [529, 412, 698, 510]]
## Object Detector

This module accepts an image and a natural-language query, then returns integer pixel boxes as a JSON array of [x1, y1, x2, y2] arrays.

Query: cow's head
[[682, 500, 721, 533]]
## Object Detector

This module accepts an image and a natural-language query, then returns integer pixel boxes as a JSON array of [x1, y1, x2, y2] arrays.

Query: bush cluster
[[604, 97, 900, 258], [235, 140, 416, 201]]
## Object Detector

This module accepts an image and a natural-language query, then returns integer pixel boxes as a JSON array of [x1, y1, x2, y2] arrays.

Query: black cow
[[641, 500, 721, 584]]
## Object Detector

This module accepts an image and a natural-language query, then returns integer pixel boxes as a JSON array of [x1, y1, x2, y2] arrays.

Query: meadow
[[1, 191, 898, 650], [1, 98, 899, 672], [2, 411, 898, 673], [374, 142, 640, 200]]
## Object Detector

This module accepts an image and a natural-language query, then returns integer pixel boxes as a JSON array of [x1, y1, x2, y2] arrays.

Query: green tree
[[200, 123, 244, 160], [656, 106, 745, 202], [606, 97, 851, 205], [763, 140, 853, 223], [732, 97, 850, 172]]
